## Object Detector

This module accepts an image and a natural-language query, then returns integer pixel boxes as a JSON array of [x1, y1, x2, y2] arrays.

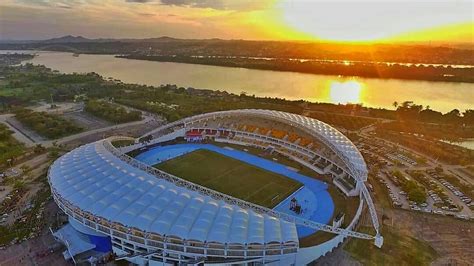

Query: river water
[[5, 50, 474, 113]]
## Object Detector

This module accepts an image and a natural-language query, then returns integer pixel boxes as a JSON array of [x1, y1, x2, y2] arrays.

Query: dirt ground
[[384, 208, 474, 265], [316, 207, 474, 265], [0, 231, 71, 266], [0, 200, 71, 266], [313, 247, 361, 266]]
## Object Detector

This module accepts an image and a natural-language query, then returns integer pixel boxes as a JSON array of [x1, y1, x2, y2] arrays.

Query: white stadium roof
[[48, 141, 299, 245], [183, 109, 368, 181]]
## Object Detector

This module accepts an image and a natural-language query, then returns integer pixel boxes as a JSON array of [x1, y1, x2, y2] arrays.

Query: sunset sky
[[0, 0, 472, 43]]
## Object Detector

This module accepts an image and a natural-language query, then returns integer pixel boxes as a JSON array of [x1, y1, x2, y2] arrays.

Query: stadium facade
[[48, 109, 382, 265]]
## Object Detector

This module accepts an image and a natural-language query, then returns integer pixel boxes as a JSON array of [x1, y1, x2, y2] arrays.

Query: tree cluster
[[393, 101, 473, 125], [84, 100, 141, 123], [0, 124, 24, 164], [14, 108, 82, 139]]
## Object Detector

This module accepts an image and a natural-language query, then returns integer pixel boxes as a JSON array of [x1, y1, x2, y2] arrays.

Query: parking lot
[[355, 135, 474, 221], [0, 232, 71, 266], [62, 110, 112, 130]]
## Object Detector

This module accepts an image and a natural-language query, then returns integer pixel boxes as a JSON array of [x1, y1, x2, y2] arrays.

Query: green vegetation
[[2, 64, 472, 133], [121, 54, 474, 83], [345, 226, 438, 266], [437, 171, 474, 199], [376, 130, 474, 165], [370, 174, 393, 209], [85, 100, 141, 123], [392, 101, 474, 126], [1, 64, 302, 121], [0, 64, 103, 112], [116, 88, 303, 122], [155, 149, 302, 208], [0, 184, 51, 246], [0, 124, 24, 165], [111, 139, 136, 148], [14, 108, 82, 139], [374, 101, 474, 165], [210, 141, 359, 246], [307, 111, 378, 131], [0, 53, 34, 67], [212, 141, 331, 182], [378, 120, 474, 141], [391, 170, 426, 204]]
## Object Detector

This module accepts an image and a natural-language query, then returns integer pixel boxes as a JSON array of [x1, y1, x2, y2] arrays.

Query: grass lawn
[[0, 124, 25, 165], [0, 87, 24, 97], [154, 149, 302, 208], [212, 142, 333, 183], [344, 226, 438, 266]]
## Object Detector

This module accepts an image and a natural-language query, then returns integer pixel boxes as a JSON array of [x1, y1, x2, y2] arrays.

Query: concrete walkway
[[1, 111, 161, 148], [0, 114, 35, 147]]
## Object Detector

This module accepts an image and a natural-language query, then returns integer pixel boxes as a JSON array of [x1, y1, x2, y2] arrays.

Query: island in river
[[118, 54, 474, 83], [2, 36, 473, 83]]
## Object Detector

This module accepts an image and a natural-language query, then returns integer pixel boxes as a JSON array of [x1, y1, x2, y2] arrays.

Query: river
[[5, 50, 474, 113], [444, 139, 474, 150]]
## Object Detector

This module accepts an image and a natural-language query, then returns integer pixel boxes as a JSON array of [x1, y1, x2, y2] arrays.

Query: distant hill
[[1, 35, 473, 66], [1, 35, 212, 44], [0, 35, 96, 44], [39, 35, 183, 43], [41, 35, 92, 43], [2, 35, 472, 49]]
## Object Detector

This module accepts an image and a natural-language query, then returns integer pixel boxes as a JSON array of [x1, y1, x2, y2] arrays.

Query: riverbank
[[118, 54, 474, 83], [8, 51, 472, 113]]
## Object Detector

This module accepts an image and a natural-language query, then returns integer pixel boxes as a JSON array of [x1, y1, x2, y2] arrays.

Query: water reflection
[[328, 80, 364, 104], [8, 51, 473, 113]]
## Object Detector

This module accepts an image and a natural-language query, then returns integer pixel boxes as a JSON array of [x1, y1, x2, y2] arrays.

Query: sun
[[276, 0, 473, 43], [328, 80, 364, 104], [277, 0, 390, 42]]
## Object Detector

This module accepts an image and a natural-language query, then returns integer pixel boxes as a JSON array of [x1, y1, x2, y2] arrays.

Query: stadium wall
[[69, 217, 112, 252]]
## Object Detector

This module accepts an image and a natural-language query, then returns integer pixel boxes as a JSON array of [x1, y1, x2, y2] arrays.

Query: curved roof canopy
[[48, 141, 298, 245], [183, 109, 368, 181]]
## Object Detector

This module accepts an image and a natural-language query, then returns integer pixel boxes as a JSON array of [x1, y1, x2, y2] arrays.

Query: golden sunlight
[[276, 0, 473, 42], [328, 80, 364, 104]]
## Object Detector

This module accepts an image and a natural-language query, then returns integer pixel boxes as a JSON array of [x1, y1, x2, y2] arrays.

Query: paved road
[[360, 127, 473, 217], [40, 113, 157, 147], [1, 110, 162, 148], [0, 114, 35, 147], [379, 171, 409, 208], [447, 167, 474, 186]]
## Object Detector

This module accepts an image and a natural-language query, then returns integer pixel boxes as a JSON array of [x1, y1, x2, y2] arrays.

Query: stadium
[[47, 109, 383, 265]]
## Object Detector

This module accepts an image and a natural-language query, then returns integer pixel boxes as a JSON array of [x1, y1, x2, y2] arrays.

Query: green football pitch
[[154, 149, 302, 208]]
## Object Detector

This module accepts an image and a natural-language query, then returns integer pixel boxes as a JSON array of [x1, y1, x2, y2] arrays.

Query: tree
[[33, 144, 46, 154], [396, 101, 423, 121], [462, 109, 474, 125], [444, 109, 461, 124], [419, 108, 443, 123], [139, 135, 153, 143]]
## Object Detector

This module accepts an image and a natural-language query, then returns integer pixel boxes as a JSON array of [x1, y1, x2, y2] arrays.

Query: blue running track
[[135, 143, 334, 237]]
